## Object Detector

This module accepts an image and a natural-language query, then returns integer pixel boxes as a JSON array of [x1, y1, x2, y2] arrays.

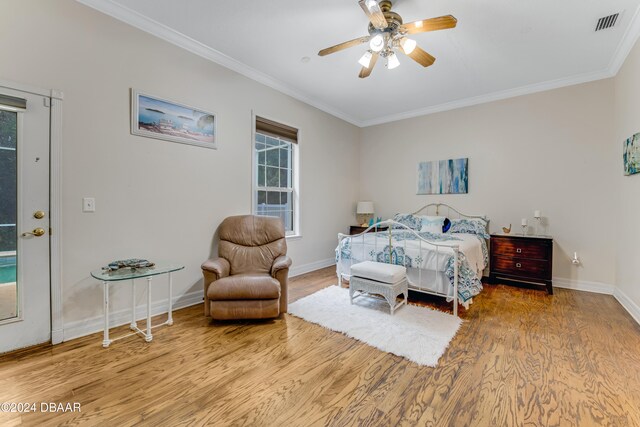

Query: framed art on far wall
[[130, 89, 217, 149], [623, 132, 639, 176], [417, 158, 468, 194]]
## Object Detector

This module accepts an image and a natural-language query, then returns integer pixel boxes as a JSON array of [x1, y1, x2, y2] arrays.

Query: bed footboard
[[337, 220, 461, 317]]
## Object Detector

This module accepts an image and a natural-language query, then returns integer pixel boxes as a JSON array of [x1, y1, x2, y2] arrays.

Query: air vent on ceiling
[[595, 13, 620, 31]]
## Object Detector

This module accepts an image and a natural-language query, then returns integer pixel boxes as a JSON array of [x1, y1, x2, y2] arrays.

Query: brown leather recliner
[[201, 215, 292, 320]]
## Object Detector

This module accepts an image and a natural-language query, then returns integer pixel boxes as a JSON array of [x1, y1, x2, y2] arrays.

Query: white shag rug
[[288, 285, 463, 367]]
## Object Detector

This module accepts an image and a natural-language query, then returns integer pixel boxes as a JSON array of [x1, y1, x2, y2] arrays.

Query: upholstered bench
[[349, 261, 408, 315]]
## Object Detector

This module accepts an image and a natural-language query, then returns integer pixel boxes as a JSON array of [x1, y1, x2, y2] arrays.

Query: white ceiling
[[80, 0, 640, 126]]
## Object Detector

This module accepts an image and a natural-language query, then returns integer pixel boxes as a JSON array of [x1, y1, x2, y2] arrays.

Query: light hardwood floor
[[1, 267, 640, 426]]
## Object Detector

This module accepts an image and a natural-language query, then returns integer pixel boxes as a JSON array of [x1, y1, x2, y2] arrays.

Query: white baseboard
[[59, 264, 639, 341], [62, 290, 203, 342], [290, 258, 335, 278], [614, 287, 640, 326], [51, 329, 64, 345], [552, 277, 614, 295], [61, 259, 335, 342]]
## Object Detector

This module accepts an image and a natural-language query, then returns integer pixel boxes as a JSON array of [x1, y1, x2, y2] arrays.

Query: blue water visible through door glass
[[0, 258, 16, 283]]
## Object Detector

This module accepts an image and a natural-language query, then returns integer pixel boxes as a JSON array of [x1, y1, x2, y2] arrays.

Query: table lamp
[[356, 201, 375, 227]]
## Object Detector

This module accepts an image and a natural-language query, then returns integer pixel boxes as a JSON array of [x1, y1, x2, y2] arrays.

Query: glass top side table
[[91, 263, 184, 348]]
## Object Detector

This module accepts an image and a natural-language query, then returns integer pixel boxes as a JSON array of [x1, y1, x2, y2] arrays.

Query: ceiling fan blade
[[358, 0, 388, 30], [318, 36, 370, 56], [400, 15, 457, 35], [401, 45, 435, 67], [358, 52, 379, 78]]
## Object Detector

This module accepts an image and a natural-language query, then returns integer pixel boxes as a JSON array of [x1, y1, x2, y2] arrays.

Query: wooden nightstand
[[349, 225, 388, 235], [489, 234, 553, 294]]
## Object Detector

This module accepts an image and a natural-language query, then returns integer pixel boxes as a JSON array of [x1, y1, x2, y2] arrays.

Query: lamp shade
[[386, 52, 400, 69], [400, 37, 417, 54], [358, 51, 373, 68], [356, 201, 375, 214]]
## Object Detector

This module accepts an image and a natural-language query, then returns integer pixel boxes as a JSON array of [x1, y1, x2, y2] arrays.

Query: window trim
[[251, 112, 300, 238]]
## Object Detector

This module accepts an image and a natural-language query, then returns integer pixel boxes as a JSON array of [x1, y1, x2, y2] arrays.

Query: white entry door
[[0, 87, 51, 354]]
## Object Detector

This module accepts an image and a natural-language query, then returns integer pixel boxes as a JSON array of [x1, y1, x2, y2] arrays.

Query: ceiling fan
[[318, 0, 457, 78]]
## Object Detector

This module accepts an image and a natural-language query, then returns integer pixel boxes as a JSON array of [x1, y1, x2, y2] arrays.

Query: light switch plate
[[83, 197, 95, 213]]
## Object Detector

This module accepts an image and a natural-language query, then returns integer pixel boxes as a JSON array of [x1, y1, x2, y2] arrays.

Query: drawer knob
[[516, 263, 522, 268], [516, 248, 522, 253]]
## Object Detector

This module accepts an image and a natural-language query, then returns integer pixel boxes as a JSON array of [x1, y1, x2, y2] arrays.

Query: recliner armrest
[[201, 258, 230, 280], [271, 255, 292, 278]]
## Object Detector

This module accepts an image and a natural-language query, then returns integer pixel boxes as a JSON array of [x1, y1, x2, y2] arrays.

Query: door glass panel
[[0, 110, 18, 321]]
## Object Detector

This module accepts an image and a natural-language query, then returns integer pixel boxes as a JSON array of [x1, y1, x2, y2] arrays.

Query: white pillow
[[418, 216, 445, 233]]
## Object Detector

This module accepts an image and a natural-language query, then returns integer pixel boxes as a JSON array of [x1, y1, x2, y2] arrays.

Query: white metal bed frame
[[337, 203, 488, 317]]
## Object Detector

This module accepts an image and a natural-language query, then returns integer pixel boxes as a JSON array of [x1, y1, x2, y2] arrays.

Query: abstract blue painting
[[624, 133, 639, 176], [417, 158, 468, 194]]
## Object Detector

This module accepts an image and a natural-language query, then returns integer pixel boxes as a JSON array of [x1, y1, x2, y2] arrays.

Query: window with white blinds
[[253, 117, 299, 235]]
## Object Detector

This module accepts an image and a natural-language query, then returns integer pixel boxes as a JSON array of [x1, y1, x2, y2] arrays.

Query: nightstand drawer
[[491, 256, 550, 278], [491, 238, 550, 260], [349, 225, 388, 235]]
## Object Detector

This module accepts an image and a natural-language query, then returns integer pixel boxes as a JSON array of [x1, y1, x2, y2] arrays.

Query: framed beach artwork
[[623, 132, 639, 176], [417, 158, 468, 194], [131, 89, 217, 149]]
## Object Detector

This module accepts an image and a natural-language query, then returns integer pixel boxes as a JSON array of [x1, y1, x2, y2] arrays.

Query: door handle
[[21, 227, 46, 237]]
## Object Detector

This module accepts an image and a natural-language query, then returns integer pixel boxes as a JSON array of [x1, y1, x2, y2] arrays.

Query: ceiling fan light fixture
[[387, 52, 400, 69], [358, 51, 373, 68], [400, 37, 417, 54], [318, 1, 457, 78], [369, 34, 385, 52]]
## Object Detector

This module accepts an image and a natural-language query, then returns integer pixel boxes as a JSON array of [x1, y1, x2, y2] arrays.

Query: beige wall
[[613, 38, 640, 313], [0, 0, 360, 330], [359, 80, 617, 287], [2, 0, 638, 337]]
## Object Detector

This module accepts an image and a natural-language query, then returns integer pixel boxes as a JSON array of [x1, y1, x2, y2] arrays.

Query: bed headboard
[[411, 203, 488, 223]]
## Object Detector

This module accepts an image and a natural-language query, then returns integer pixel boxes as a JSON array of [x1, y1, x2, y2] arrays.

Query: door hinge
[[49, 227, 53, 236], [43, 98, 51, 108]]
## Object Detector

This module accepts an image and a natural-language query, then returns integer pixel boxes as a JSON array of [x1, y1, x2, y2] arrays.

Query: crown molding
[[363, 4, 640, 126], [75, 0, 364, 127], [360, 68, 614, 127], [77, 0, 640, 129], [608, 6, 640, 75]]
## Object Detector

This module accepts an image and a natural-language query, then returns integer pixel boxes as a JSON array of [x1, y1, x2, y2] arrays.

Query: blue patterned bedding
[[336, 230, 488, 303]]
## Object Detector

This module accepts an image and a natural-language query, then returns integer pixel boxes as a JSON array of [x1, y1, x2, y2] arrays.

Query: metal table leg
[[130, 279, 137, 330], [167, 272, 173, 326], [102, 281, 110, 348], [145, 276, 153, 342]]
